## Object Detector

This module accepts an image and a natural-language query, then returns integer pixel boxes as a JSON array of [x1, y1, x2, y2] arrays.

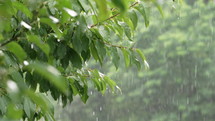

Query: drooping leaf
[[136, 49, 146, 61], [72, 15, 88, 53], [136, 49, 149, 69], [153, 1, 164, 17], [25, 61, 68, 94], [90, 42, 102, 65], [40, 18, 62, 38], [13, 1, 32, 19], [95, 40, 106, 61], [104, 76, 116, 92], [6, 104, 23, 120], [121, 48, 130, 67], [56, 43, 67, 59], [23, 97, 36, 119], [128, 10, 138, 30], [94, 0, 109, 21], [68, 78, 79, 96], [121, 22, 132, 40], [67, 48, 82, 68], [135, 4, 150, 27], [0, 96, 8, 114], [26, 34, 50, 57], [81, 84, 89, 103], [6, 42, 27, 62], [111, 0, 128, 12], [130, 50, 141, 70], [111, 47, 120, 69]]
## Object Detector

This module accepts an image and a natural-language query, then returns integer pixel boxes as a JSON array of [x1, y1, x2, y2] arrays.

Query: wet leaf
[[25, 61, 68, 94], [26, 34, 50, 57], [121, 48, 130, 67], [6, 42, 27, 62], [13, 1, 32, 19], [135, 5, 149, 27]]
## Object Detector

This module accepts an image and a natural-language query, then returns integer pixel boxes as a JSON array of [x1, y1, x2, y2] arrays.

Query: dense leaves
[[0, 0, 164, 120], [57, 1, 215, 121]]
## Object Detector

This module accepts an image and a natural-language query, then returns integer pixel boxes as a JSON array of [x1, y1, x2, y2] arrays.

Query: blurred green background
[[54, 0, 215, 121]]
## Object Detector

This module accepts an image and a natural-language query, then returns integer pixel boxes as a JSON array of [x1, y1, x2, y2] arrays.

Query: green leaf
[[91, 70, 102, 91], [25, 61, 68, 94], [100, 80, 107, 95], [0, 96, 7, 114], [130, 52, 141, 70], [121, 22, 132, 40], [128, 10, 138, 30], [68, 78, 79, 96], [40, 18, 62, 38], [111, 0, 128, 12], [25, 91, 48, 113], [135, 5, 149, 27], [81, 84, 89, 103], [94, 0, 109, 21], [13, 1, 32, 19], [23, 97, 36, 119], [72, 15, 88, 53], [67, 48, 82, 68], [6, 104, 23, 120], [136, 49, 149, 69], [153, 1, 164, 17], [6, 42, 27, 62], [111, 47, 120, 69], [104, 76, 116, 92], [90, 42, 102, 65], [121, 48, 130, 67], [26, 34, 50, 57], [134, 58, 141, 70], [95, 40, 106, 61], [55, 0, 72, 9], [81, 49, 91, 61], [136, 49, 146, 61], [56, 43, 67, 59]]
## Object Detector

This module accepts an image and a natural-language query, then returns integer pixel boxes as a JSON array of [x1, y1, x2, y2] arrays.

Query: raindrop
[[49, 16, 59, 23], [194, 65, 198, 78], [63, 8, 78, 17], [0, 50, 4, 56], [186, 98, 189, 104], [92, 111, 95, 116], [7, 80, 18, 92], [90, 91, 93, 95], [144, 60, 150, 69], [31, 44, 34, 49], [172, 5, 176, 9], [96, 117, 98, 121], [21, 21, 32, 30], [47, 66, 60, 75], [99, 106, 102, 111], [23, 60, 29, 66]]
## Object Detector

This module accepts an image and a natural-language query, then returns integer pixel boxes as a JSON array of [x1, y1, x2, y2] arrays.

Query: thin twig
[[0, 33, 17, 47], [103, 41, 136, 50]]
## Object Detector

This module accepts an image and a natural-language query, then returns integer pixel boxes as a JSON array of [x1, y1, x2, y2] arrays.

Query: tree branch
[[102, 41, 136, 51], [0, 33, 18, 47], [89, 1, 140, 28]]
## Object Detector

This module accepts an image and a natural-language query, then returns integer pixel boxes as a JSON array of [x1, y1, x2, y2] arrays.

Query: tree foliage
[[56, 1, 215, 121], [0, 0, 164, 120]]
